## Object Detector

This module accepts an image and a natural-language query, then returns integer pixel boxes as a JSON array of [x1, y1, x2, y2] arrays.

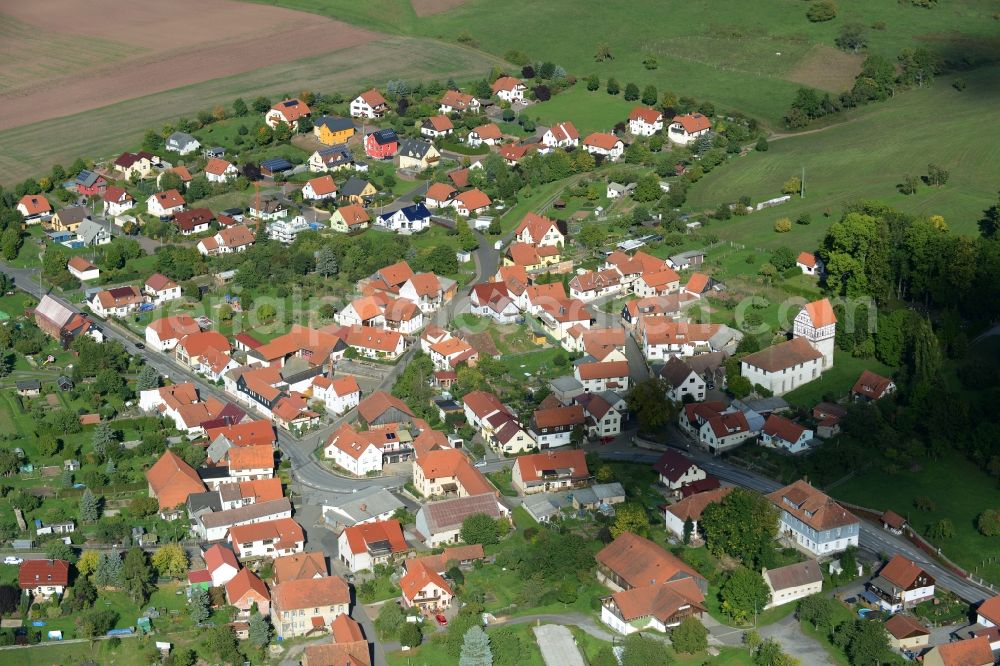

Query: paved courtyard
[[533, 624, 587, 666]]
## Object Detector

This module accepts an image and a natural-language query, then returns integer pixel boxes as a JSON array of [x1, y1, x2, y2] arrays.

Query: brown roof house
[[145, 450, 206, 513], [867, 554, 935, 612], [511, 450, 590, 495], [884, 614, 930, 652], [271, 575, 350, 639], [852, 370, 896, 402], [767, 480, 859, 556], [597, 533, 707, 635], [226, 568, 270, 619], [663, 487, 732, 542], [762, 559, 823, 609], [923, 636, 993, 666]]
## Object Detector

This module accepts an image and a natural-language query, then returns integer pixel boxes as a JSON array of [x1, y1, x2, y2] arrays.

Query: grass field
[[0, 37, 506, 185], [687, 66, 1000, 238], [529, 86, 636, 135], [783, 350, 893, 408], [833, 456, 1000, 585]]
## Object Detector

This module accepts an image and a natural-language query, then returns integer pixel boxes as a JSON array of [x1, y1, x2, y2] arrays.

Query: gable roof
[[341, 519, 407, 555], [878, 555, 929, 589], [767, 479, 858, 532], [204, 157, 234, 176], [597, 533, 703, 588], [357, 391, 414, 424], [652, 450, 699, 483], [610, 577, 706, 623], [419, 493, 505, 534], [229, 517, 303, 552], [357, 89, 387, 107], [145, 450, 206, 510], [454, 189, 491, 211], [18, 194, 51, 215], [764, 559, 823, 592], [672, 113, 711, 133], [547, 121, 579, 142], [491, 76, 523, 94], [514, 450, 589, 483], [306, 175, 337, 196], [797, 251, 817, 268], [532, 404, 585, 429], [204, 543, 239, 573], [19, 559, 70, 589], [762, 414, 807, 444], [440, 89, 477, 110], [852, 370, 894, 400], [803, 298, 836, 328], [471, 123, 502, 140], [741, 337, 824, 373], [884, 613, 929, 640], [929, 636, 993, 666], [629, 107, 662, 124], [426, 182, 457, 202], [226, 568, 270, 605], [977, 594, 1000, 625], [583, 132, 622, 151], [400, 560, 451, 602], [314, 115, 355, 132], [272, 575, 350, 611], [665, 487, 733, 523], [274, 551, 327, 583], [271, 98, 311, 123], [336, 204, 370, 227]]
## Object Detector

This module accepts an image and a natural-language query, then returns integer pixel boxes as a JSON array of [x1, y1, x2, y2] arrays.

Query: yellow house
[[340, 177, 378, 206], [313, 116, 355, 146], [502, 242, 561, 272], [330, 204, 370, 233], [50, 206, 89, 233]]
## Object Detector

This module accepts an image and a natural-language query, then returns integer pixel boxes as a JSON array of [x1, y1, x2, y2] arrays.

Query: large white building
[[741, 299, 836, 396], [767, 480, 859, 556]]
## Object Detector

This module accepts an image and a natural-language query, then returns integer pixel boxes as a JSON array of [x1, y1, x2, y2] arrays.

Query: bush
[[807, 0, 837, 22], [774, 218, 792, 233]]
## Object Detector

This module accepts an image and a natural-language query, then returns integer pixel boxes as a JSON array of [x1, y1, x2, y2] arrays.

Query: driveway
[[758, 614, 835, 665], [532, 625, 586, 666]]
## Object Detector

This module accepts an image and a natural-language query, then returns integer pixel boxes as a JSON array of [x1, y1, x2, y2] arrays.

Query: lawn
[[529, 86, 636, 135], [783, 350, 893, 409], [0, 36, 507, 185], [500, 345, 569, 381], [797, 598, 856, 666], [833, 456, 1000, 585], [385, 622, 546, 666], [687, 65, 1000, 238]]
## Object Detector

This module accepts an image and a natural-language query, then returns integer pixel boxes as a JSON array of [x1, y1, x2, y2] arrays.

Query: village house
[[852, 369, 896, 402], [302, 175, 338, 201], [147, 189, 186, 217], [17, 194, 52, 224], [491, 76, 526, 102], [337, 520, 408, 572], [311, 375, 361, 416], [339, 177, 378, 206], [512, 449, 590, 495], [922, 636, 993, 666], [453, 189, 492, 217], [768, 479, 859, 556], [67, 256, 100, 282], [74, 170, 107, 196], [34, 295, 99, 348], [469, 282, 519, 323], [273, 552, 328, 584], [204, 157, 238, 183], [102, 186, 134, 216], [139, 383, 225, 438], [350, 89, 389, 119], [197, 224, 255, 256], [376, 203, 432, 234], [797, 251, 823, 276], [424, 182, 457, 209], [249, 197, 288, 221], [74, 218, 111, 246], [309, 145, 356, 173], [414, 493, 510, 547], [412, 449, 493, 499], [113, 150, 155, 179], [760, 414, 813, 454], [583, 133, 625, 162], [698, 409, 752, 454], [569, 269, 623, 302], [498, 142, 541, 166], [421, 115, 454, 139], [660, 356, 706, 403], [51, 206, 90, 233], [157, 165, 193, 190], [365, 129, 399, 160], [266, 98, 311, 130], [668, 113, 712, 145], [763, 559, 823, 609], [396, 139, 440, 171], [664, 487, 732, 541], [313, 116, 355, 145], [330, 204, 371, 233], [652, 450, 706, 491], [439, 90, 481, 114], [400, 561, 453, 613], [226, 568, 270, 619], [542, 121, 580, 149], [515, 212, 565, 247], [596, 533, 708, 635], [267, 217, 311, 244], [271, 575, 351, 639], [357, 391, 415, 430], [166, 131, 200, 155], [573, 360, 630, 393], [640, 321, 720, 361], [19, 560, 70, 600], [467, 123, 503, 147], [144, 450, 207, 511], [530, 404, 586, 449], [200, 544, 240, 587], [144, 273, 181, 305], [884, 614, 930, 652], [323, 423, 384, 477], [343, 325, 405, 360], [574, 392, 622, 440], [192, 497, 292, 541], [867, 555, 935, 612], [628, 107, 664, 136], [174, 208, 213, 236], [88, 285, 144, 318], [229, 518, 305, 560]]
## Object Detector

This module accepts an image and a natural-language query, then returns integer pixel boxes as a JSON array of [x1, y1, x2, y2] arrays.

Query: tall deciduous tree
[[720, 566, 770, 624], [627, 377, 675, 433], [700, 489, 778, 566]]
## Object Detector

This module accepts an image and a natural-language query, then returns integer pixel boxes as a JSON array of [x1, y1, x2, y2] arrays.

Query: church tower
[[793, 298, 836, 369]]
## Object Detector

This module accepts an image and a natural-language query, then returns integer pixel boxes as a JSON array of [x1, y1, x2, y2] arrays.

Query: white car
[[3, 556, 23, 565]]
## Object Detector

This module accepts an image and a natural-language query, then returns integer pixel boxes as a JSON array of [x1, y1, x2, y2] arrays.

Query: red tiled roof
[[575, 360, 629, 381], [491, 76, 523, 94], [455, 188, 491, 211], [852, 370, 894, 400], [204, 158, 233, 176], [583, 132, 621, 151], [472, 123, 502, 140], [400, 560, 451, 603], [272, 575, 349, 611], [533, 404, 586, 429], [741, 337, 823, 373], [666, 487, 733, 522], [145, 450, 205, 510], [878, 555, 929, 590], [229, 518, 303, 552], [426, 182, 456, 202], [225, 568, 270, 606], [629, 107, 662, 124], [514, 450, 588, 482], [19, 194, 52, 215], [803, 298, 836, 327], [767, 479, 858, 532], [227, 444, 274, 472], [204, 543, 239, 574], [306, 175, 337, 196], [931, 636, 992, 666], [672, 113, 711, 133], [797, 251, 817, 268], [358, 89, 387, 107], [596, 533, 704, 588], [274, 551, 327, 583], [762, 414, 807, 444], [19, 560, 69, 589], [342, 519, 407, 555], [357, 391, 413, 424], [271, 98, 312, 123]]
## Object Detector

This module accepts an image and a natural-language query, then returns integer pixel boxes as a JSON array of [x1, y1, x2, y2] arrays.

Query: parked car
[[3, 556, 23, 565], [435, 614, 448, 626]]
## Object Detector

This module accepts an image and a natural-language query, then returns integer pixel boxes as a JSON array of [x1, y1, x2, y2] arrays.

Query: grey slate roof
[[398, 139, 434, 159], [76, 219, 109, 245], [315, 116, 355, 132], [323, 487, 404, 526]]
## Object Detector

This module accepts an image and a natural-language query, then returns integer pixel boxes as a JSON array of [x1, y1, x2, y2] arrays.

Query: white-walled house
[[767, 480, 860, 556], [311, 376, 361, 416], [491, 76, 526, 102], [797, 251, 823, 276], [667, 113, 711, 145], [350, 89, 389, 119], [628, 107, 664, 136], [583, 133, 625, 162], [541, 122, 579, 149], [324, 423, 383, 477], [763, 560, 823, 609], [376, 203, 432, 234], [147, 190, 186, 217], [760, 414, 813, 454], [659, 356, 706, 403], [336, 520, 407, 572], [652, 450, 705, 490], [144, 273, 182, 305], [868, 555, 935, 613]]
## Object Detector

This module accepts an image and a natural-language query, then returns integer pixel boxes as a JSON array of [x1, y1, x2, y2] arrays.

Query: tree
[[980, 191, 1000, 238], [461, 513, 501, 545], [122, 547, 155, 605], [633, 174, 662, 202], [611, 503, 650, 538], [683, 517, 694, 545], [251, 96, 271, 113], [67, 574, 97, 611], [756, 137, 769, 152], [899, 174, 919, 195], [77, 550, 100, 578], [232, 97, 248, 116], [375, 601, 405, 639], [624, 83, 640, 101], [720, 567, 770, 624], [204, 624, 243, 665], [399, 622, 422, 648], [835, 619, 893, 666], [926, 518, 955, 540], [797, 594, 838, 629], [460, 626, 493, 666], [782, 177, 802, 195], [316, 246, 339, 277], [152, 544, 188, 578], [753, 638, 797, 666], [189, 586, 210, 624], [594, 43, 613, 61], [621, 633, 673, 666], [769, 246, 796, 272], [586, 74, 600, 91], [628, 377, 675, 433], [671, 616, 708, 654], [45, 540, 77, 564], [926, 163, 949, 187], [606, 78, 620, 96], [0, 584, 17, 615], [136, 364, 160, 391], [835, 22, 867, 52], [91, 422, 115, 460], [978, 509, 1000, 536], [700, 489, 779, 566], [79, 488, 101, 523], [641, 84, 658, 105], [806, 0, 837, 22], [248, 612, 273, 649], [76, 608, 118, 639]]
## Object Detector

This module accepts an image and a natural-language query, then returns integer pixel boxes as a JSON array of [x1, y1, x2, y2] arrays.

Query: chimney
[[360, 504, 367, 512]]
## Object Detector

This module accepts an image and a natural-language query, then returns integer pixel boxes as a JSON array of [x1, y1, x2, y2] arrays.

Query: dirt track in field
[[0, 0, 384, 131], [410, 0, 469, 17]]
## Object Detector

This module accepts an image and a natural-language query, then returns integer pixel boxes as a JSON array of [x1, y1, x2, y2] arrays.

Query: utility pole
[[801, 166, 805, 199]]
